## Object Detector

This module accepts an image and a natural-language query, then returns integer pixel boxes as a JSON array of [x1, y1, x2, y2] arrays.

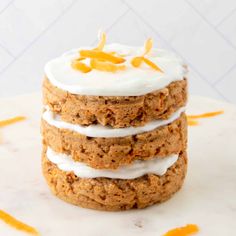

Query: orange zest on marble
[[71, 60, 92, 73], [187, 119, 199, 126], [90, 59, 126, 72], [163, 224, 199, 236], [0, 116, 26, 127], [187, 110, 224, 119], [80, 50, 125, 64], [0, 209, 39, 235]]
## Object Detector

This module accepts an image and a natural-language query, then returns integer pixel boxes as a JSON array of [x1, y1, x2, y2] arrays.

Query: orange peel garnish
[[143, 38, 153, 56], [142, 57, 163, 72], [187, 110, 224, 119], [80, 50, 125, 64], [90, 59, 126, 72], [131, 57, 143, 67], [131, 38, 163, 72], [131, 56, 163, 72], [94, 31, 106, 51], [163, 224, 199, 236], [0, 116, 26, 127], [71, 60, 91, 73], [0, 209, 39, 235]]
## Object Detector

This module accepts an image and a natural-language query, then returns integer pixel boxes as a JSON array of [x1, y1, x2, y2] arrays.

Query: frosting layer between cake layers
[[46, 147, 178, 179], [44, 44, 187, 96], [42, 106, 186, 138]]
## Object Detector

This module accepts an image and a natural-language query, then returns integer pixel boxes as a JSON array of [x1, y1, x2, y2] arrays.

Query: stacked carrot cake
[[41, 33, 188, 211]]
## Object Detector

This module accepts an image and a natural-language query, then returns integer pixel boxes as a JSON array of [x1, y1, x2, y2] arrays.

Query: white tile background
[[0, 0, 236, 103]]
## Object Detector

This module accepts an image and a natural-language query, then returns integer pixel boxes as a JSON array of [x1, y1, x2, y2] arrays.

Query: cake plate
[[0, 94, 235, 236]]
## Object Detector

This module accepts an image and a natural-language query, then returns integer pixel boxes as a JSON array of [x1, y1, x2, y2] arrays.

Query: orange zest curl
[[163, 224, 199, 236], [143, 38, 153, 56], [80, 50, 125, 64], [0, 116, 26, 127], [71, 60, 91, 73], [142, 57, 163, 72], [131, 56, 163, 72], [131, 57, 143, 67], [76, 57, 86, 61], [90, 59, 126, 72], [131, 38, 163, 72], [72, 33, 163, 74], [0, 209, 39, 235], [94, 31, 106, 51], [187, 110, 224, 119]]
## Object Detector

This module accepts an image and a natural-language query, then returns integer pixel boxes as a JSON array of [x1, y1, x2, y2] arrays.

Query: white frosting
[[47, 147, 178, 179], [45, 44, 186, 96], [43, 106, 185, 138]]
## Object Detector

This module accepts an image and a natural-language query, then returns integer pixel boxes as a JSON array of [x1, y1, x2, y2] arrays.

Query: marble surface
[[0, 93, 236, 236]]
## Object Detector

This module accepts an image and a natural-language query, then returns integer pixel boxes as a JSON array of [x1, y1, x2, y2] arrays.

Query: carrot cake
[[41, 32, 188, 211]]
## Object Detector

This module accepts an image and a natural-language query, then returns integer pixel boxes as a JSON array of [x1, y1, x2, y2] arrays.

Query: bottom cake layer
[[42, 148, 187, 211]]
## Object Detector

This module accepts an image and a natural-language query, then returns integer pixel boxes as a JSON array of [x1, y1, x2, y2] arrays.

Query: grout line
[[0, 42, 16, 58], [185, 0, 236, 52], [213, 86, 232, 102], [0, 0, 15, 16], [90, 8, 131, 46], [0, 0, 78, 76], [106, 8, 131, 34], [215, 7, 236, 28], [122, 0, 228, 101], [213, 63, 236, 86], [0, 0, 20, 58]]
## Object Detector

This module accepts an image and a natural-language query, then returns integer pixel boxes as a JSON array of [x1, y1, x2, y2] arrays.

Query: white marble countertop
[[0, 93, 236, 236]]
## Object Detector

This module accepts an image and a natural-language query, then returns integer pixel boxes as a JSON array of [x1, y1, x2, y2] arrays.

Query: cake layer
[[41, 112, 187, 169], [43, 78, 187, 128], [42, 148, 187, 211], [46, 147, 178, 179]]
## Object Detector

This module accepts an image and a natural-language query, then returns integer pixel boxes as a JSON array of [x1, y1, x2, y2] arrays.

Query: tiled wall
[[0, 0, 236, 104]]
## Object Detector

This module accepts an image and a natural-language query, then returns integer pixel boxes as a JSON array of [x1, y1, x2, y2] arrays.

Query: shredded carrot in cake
[[71, 60, 91, 73], [163, 224, 199, 236], [90, 59, 126, 72], [80, 50, 125, 64], [187, 110, 224, 119], [0, 116, 26, 127], [0, 209, 39, 235]]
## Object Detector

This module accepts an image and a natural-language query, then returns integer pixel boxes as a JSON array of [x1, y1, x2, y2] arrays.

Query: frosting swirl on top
[[45, 44, 187, 96]]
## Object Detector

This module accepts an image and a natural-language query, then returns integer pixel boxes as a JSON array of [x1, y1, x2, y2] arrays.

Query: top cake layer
[[44, 43, 187, 96]]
